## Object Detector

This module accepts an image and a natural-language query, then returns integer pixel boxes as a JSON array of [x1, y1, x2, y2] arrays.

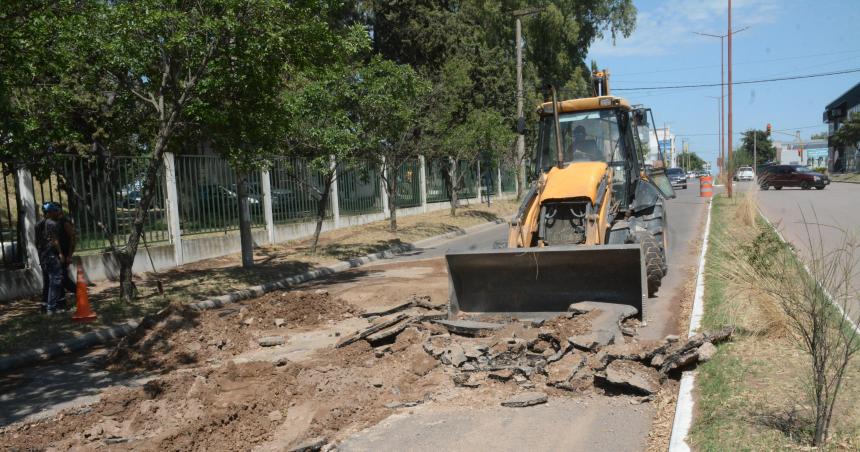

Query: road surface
[[755, 180, 860, 322]]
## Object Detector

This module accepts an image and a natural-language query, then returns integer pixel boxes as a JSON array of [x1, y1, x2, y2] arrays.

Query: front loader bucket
[[446, 244, 646, 320]]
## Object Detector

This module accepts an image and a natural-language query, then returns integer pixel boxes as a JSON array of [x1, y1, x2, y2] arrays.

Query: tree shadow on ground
[[749, 405, 814, 445]]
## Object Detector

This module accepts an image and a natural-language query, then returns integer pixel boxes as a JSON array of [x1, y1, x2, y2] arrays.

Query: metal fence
[[32, 156, 169, 252], [175, 155, 264, 236], [458, 160, 478, 199], [501, 164, 517, 193], [338, 161, 383, 215], [426, 158, 450, 203], [270, 157, 330, 224], [396, 159, 421, 208], [1, 164, 24, 269]]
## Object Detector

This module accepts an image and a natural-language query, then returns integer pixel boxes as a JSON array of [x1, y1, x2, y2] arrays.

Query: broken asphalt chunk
[[289, 437, 327, 452], [258, 336, 285, 347], [433, 319, 504, 337], [501, 392, 548, 408], [599, 360, 662, 395]]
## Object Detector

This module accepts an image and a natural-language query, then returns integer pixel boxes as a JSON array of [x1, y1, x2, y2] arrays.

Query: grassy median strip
[[689, 194, 860, 450], [0, 200, 517, 358]]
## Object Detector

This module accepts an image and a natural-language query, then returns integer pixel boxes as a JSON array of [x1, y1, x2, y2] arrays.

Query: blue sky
[[587, 0, 860, 169]]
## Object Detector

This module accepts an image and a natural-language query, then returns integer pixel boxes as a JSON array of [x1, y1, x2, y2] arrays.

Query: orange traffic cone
[[72, 262, 97, 323]]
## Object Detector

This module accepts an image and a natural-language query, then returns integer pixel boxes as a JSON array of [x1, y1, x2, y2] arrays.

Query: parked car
[[667, 167, 687, 189], [759, 165, 830, 190], [734, 166, 754, 182]]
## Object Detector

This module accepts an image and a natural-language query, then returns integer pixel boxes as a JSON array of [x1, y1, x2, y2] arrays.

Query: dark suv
[[667, 167, 687, 189], [759, 165, 829, 190]]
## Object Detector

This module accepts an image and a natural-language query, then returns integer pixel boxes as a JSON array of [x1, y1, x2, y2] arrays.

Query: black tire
[[801, 181, 811, 190], [775, 186, 783, 190], [635, 231, 664, 297], [815, 186, 825, 190], [760, 183, 769, 190]]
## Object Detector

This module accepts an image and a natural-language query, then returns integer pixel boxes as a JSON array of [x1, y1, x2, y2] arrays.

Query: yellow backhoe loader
[[446, 70, 676, 320]]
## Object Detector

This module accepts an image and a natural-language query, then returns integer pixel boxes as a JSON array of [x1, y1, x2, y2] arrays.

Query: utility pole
[[694, 23, 748, 185], [727, 0, 734, 198], [512, 6, 544, 200]]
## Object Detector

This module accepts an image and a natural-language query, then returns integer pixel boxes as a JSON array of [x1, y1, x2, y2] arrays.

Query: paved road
[[343, 184, 709, 451], [755, 180, 860, 321]]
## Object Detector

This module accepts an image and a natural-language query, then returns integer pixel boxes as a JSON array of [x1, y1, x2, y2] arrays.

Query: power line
[[611, 48, 860, 78], [613, 67, 860, 92]]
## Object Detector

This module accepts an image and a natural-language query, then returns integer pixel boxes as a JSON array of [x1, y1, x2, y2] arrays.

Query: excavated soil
[[0, 260, 724, 451], [107, 289, 360, 373]]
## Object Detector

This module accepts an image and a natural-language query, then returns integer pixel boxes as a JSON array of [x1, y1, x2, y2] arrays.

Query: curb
[[668, 197, 713, 452], [0, 219, 507, 373]]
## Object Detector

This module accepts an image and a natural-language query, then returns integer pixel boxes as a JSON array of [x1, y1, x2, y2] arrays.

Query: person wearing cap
[[35, 202, 76, 314]]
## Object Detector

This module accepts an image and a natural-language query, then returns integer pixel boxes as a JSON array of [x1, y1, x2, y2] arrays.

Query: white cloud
[[590, 0, 781, 58]]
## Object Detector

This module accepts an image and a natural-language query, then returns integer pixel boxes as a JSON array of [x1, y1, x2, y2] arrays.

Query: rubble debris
[[501, 392, 548, 408], [336, 314, 408, 348], [488, 370, 514, 381], [433, 319, 505, 337], [242, 317, 255, 326], [289, 437, 327, 452], [655, 327, 733, 373], [453, 373, 481, 388], [361, 301, 415, 318], [410, 294, 446, 311], [258, 336, 286, 347], [697, 342, 717, 362], [568, 302, 638, 320], [598, 360, 662, 395], [366, 322, 410, 344], [546, 353, 588, 387], [384, 401, 422, 409], [568, 331, 615, 351], [274, 318, 286, 328]]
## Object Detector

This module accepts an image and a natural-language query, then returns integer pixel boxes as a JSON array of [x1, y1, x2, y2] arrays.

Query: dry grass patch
[[691, 194, 860, 450]]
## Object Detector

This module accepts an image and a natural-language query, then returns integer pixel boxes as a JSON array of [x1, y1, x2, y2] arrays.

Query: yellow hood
[[539, 162, 607, 204]]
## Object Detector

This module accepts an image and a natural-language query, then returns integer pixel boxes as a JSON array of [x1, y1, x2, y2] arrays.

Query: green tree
[[737, 129, 776, 168], [353, 57, 429, 232], [833, 112, 860, 150], [677, 151, 706, 172], [20, 0, 355, 299], [810, 131, 828, 140]]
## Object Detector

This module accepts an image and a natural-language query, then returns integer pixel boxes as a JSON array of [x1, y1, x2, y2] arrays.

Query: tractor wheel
[[801, 181, 811, 190], [635, 231, 664, 297]]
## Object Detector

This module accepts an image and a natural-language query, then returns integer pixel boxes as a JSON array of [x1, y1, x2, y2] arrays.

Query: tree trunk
[[237, 171, 254, 268], [310, 173, 333, 254], [119, 113, 177, 301], [388, 174, 398, 232]]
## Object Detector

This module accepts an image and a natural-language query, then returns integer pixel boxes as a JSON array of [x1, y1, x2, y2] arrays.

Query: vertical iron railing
[[396, 159, 421, 208], [338, 160, 382, 215], [174, 155, 264, 236], [501, 163, 517, 193], [426, 158, 450, 203], [32, 155, 168, 252], [269, 157, 328, 224], [458, 160, 478, 199], [0, 163, 24, 269]]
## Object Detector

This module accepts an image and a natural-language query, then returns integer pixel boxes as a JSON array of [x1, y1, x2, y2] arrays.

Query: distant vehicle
[[667, 167, 687, 189], [734, 166, 754, 182], [686, 171, 697, 179], [759, 165, 829, 190]]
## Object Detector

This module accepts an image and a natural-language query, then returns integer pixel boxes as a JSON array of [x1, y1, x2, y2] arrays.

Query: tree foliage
[[677, 151, 706, 172], [833, 112, 860, 150], [734, 129, 776, 171]]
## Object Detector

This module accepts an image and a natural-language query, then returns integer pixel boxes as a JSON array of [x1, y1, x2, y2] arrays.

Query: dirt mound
[[107, 290, 359, 373], [2, 327, 449, 451]]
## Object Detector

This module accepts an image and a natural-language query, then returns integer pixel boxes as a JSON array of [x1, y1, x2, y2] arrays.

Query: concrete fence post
[[496, 163, 503, 197], [329, 155, 341, 228], [380, 156, 390, 218], [16, 167, 41, 283], [418, 155, 427, 213], [261, 168, 275, 244], [162, 152, 183, 266], [476, 159, 482, 201]]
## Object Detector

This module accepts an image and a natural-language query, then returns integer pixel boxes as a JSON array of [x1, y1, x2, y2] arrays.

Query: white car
[[734, 167, 754, 181]]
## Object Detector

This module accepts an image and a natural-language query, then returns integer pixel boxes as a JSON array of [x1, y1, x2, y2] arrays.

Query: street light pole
[[694, 24, 748, 185], [512, 6, 544, 200], [727, 0, 734, 197], [706, 96, 721, 173]]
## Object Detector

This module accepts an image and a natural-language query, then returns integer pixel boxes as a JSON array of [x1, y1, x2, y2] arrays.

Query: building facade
[[774, 139, 828, 168], [648, 127, 675, 168], [823, 81, 860, 173]]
